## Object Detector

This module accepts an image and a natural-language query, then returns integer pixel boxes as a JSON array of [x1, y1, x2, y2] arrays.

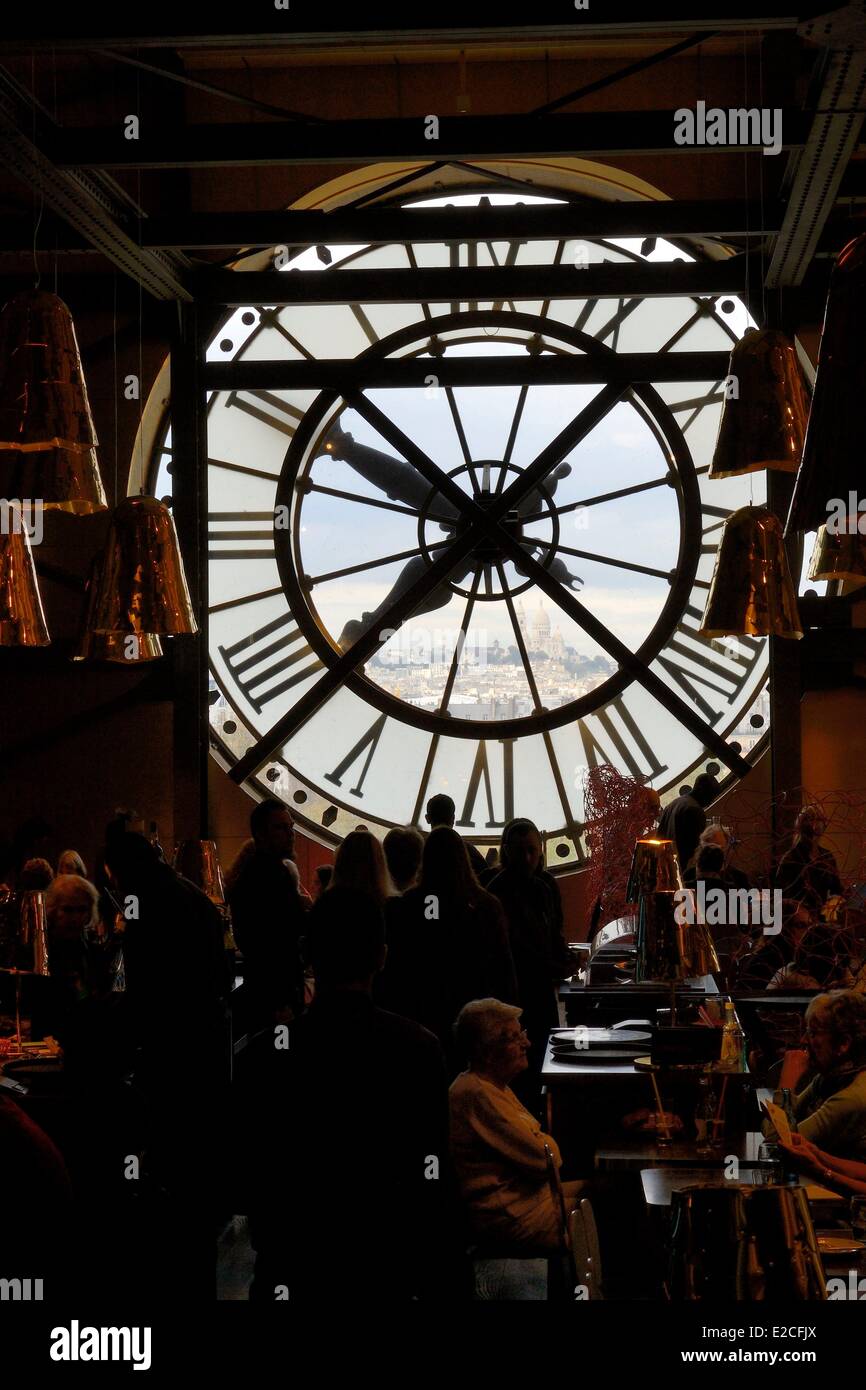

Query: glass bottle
[[719, 999, 745, 1072], [694, 1076, 716, 1151]]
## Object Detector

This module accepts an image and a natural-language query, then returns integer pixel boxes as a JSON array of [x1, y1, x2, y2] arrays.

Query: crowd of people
[[2, 787, 866, 1302]]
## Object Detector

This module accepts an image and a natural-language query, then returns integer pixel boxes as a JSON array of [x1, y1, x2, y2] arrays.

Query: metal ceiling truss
[[767, 44, 866, 286], [0, 66, 191, 300], [0, 8, 811, 52], [45, 109, 811, 170], [194, 255, 783, 306]]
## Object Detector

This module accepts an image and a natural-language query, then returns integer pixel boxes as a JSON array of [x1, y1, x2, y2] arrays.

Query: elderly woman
[[768, 989, 866, 1162], [56, 849, 87, 878], [449, 999, 584, 1250], [683, 824, 749, 892], [46, 873, 101, 980]]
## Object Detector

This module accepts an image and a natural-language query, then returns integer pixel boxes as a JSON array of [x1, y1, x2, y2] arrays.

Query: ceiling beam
[[193, 255, 768, 304], [0, 67, 191, 300], [203, 352, 733, 392], [767, 46, 866, 287], [0, 8, 807, 51], [45, 109, 811, 170], [135, 200, 785, 250]]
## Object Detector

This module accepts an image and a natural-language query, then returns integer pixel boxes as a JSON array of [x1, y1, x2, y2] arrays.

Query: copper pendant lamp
[[84, 495, 198, 637], [73, 555, 165, 662], [0, 511, 50, 646], [0, 291, 107, 514], [18, 889, 50, 976], [174, 840, 226, 903], [700, 506, 802, 639], [807, 521, 866, 590], [709, 328, 809, 479], [635, 890, 720, 984], [626, 837, 683, 903], [787, 234, 866, 534], [74, 629, 165, 663]]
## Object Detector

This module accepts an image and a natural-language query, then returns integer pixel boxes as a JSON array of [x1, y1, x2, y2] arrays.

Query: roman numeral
[[218, 613, 324, 715], [456, 739, 515, 830], [208, 511, 275, 561], [655, 602, 762, 724], [578, 696, 669, 782], [225, 389, 303, 438], [324, 713, 387, 798], [701, 502, 730, 555]]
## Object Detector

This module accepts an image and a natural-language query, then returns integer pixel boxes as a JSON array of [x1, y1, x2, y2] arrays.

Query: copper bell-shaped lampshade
[[788, 234, 866, 534], [174, 840, 226, 904], [85, 495, 197, 636], [75, 629, 165, 663], [18, 889, 50, 975], [635, 890, 720, 984], [0, 291, 107, 514], [709, 328, 809, 479], [700, 506, 802, 639], [73, 555, 164, 662], [807, 522, 866, 590], [626, 837, 683, 904], [0, 510, 50, 646]]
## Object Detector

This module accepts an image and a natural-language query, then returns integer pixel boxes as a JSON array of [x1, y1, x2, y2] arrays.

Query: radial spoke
[[490, 528, 751, 779], [555, 543, 672, 582], [499, 382, 529, 489], [444, 385, 482, 493], [304, 479, 453, 524], [209, 585, 284, 615], [438, 569, 482, 714], [521, 473, 672, 523], [308, 540, 449, 587], [497, 562, 543, 711]]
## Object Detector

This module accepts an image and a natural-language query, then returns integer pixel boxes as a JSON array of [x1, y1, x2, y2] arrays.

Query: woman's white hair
[[57, 849, 87, 877], [46, 873, 100, 930], [454, 998, 522, 1064]]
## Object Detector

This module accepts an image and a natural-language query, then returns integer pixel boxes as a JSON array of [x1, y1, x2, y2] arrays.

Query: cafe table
[[595, 1129, 771, 1172]]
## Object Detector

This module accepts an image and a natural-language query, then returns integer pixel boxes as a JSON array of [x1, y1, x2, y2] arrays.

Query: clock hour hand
[[337, 552, 473, 652], [323, 423, 459, 522], [515, 461, 572, 518]]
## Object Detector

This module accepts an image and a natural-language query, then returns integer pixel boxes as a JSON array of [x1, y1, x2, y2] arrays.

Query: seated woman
[[777, 1131, 866, 1196], [449, 998, 583, 1251], [683, 825, 749, 891], [765, 989, 866, 1162]]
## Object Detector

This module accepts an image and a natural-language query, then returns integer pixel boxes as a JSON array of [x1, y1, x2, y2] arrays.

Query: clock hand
[[515, 461, 572, 518], [337, 552, 473, 652], [323, 423, 459, 522]]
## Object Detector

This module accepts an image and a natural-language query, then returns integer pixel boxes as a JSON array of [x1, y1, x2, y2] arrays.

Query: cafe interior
[[3, 6, 866, 1315]]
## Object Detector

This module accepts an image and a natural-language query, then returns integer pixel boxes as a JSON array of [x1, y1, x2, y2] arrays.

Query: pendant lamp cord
[[113, 271, 119, 508], [31, 52, 43, 290], [136, 62, 145, 498]]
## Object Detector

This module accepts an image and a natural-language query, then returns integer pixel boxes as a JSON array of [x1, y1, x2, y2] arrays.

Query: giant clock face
[[153, 191, 770, 865]]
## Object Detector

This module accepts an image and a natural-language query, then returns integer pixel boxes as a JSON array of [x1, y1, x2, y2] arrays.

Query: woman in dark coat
[[380, 828, 517, 1066]]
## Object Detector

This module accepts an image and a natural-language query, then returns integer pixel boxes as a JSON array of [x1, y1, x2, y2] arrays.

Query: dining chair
[[569, 1198, 604, 1300]]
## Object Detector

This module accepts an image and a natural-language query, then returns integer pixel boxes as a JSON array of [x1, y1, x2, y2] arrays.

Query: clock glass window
[[149, 188, 770, 864]]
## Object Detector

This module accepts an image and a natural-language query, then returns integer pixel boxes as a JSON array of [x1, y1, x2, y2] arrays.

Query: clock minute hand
[[323, 425, 459, 522]]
